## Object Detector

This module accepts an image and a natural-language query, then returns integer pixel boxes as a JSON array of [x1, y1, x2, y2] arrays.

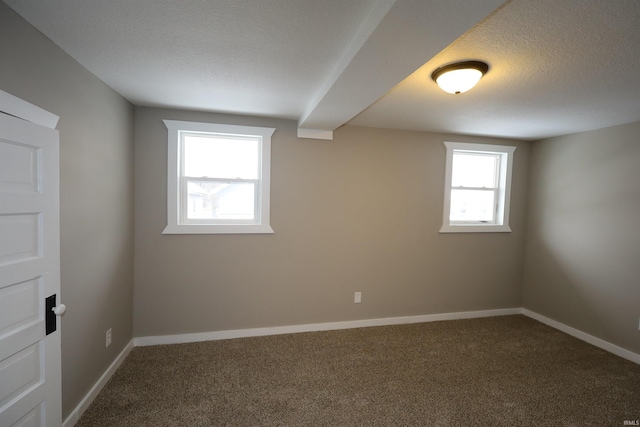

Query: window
[[441, 142, 516, 233], [163, 120, 275, 234]]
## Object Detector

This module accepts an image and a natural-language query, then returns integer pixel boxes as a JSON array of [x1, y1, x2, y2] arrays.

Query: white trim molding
[[135, 308, 640, 365], [0, 89, 59, 129], [521, 309, 640, 365], [440, 141, 516, 233], [62, 340, 134, 427], [162, 119, 275, 235], [134, 308, 521, 346]]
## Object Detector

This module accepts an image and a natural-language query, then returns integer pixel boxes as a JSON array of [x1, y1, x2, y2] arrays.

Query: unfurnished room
[[1, 1, 639, 426]]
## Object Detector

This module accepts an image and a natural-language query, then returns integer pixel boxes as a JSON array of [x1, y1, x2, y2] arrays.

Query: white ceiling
[[6, 0, 640, 140]]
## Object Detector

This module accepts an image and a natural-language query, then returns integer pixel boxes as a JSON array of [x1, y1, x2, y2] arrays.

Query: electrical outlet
[[354, 292, 362, 304], [106, 328, 112, 347]]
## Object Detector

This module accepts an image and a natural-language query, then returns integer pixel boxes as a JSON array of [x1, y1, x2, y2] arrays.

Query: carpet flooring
[[76, 315, 640, 426]]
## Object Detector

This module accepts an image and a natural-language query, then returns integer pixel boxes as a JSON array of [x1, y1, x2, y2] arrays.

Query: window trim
[[163, 120, 275, 234], [440, 141, 516, 233]]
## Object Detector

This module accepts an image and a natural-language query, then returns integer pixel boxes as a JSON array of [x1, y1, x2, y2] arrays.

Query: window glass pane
[[451, 152, 498, 188], [183, 134, 259, 179], [186, 180, 255, 220], [450, 189, 495, 222]]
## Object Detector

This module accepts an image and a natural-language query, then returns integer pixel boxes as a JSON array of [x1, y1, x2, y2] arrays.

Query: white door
[[0, 91, 62, 426]]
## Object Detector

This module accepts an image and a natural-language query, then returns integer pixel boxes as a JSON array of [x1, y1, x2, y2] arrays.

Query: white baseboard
[[522, 309, 640, 365], [134, 307, 521, 347], [135, 308, 640, 364], [62, 339, 134, 427]]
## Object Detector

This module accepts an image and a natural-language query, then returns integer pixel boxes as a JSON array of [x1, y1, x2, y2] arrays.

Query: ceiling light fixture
[[431, 61, 489, 94]]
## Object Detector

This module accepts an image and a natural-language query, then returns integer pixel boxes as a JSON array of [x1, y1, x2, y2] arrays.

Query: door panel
[[0, 102, 61, 427], [0, 213, 42, 265], [0, 139, 40, 193]]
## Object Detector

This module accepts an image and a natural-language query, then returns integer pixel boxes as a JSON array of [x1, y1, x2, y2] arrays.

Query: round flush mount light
[[431, 61, 489, 94]]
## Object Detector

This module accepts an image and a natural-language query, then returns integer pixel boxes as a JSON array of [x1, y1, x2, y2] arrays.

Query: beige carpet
[[77, 315, 640, 426]]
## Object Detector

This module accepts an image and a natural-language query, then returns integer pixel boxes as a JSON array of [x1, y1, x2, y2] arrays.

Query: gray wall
[[134, 107, 529, 337], [523, 121, 640, 355], [0, 3, 135, 419]]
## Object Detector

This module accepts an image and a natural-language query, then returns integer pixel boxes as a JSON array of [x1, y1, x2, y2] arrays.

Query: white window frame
[[440, 141, 516, 233], [163, 120, 275, 234]]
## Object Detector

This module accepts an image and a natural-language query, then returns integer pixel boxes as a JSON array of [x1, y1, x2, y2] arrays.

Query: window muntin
[[163, 120, 275, 234], [441, 142, 516, 233]]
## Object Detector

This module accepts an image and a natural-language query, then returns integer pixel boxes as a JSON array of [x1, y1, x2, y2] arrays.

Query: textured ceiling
[[5, 0, 376, 117], [5, 0, 640, 140], [351, 0, 640, 140]]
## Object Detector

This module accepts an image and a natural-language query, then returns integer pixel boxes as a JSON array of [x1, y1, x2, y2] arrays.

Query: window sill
[[162, 223, 274, 235], [439, 224, 512, 233]]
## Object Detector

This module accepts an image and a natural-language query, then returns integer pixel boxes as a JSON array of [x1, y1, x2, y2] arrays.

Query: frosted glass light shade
[[431, 61, 488, 94]]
